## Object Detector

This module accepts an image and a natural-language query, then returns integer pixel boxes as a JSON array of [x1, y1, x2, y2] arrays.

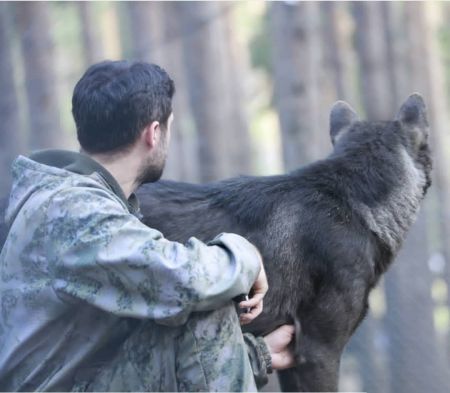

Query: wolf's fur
[[136, 95, 432, 391]]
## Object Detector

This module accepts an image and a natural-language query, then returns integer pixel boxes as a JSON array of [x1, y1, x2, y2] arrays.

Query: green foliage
[[50, 2, 83, 146], [114, 2, 133, 59], [51, 2, 83, 67], [249, 10, 272, 74], [437, 15, 450, 99]]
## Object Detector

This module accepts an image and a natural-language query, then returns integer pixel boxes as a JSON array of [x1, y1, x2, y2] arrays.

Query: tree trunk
[[125, 1, 165, 64], [380, 2, 409, 106], [384, 213, 450, 393], [221, 3, 252, 175], [352, 2, 393, 120], [345, 313, 386, 393], [0, 3, 22, 195], [78, 2, 104, 66], [382, 2, 450, 392], [15, 1, 61, 150], [320, 2, 358, 105], [407, 1, 450, 361], [176, 1, 232, 182], [160, 2, 198, 182], [269, 1, 323, 170]]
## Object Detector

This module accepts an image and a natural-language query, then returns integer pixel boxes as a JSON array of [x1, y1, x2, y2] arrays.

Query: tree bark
[[403, 1, 450, 360], [15, 1, 61, 150], [125, 1, 165, 63], [269, 1, 323, 170], [381, 2, 450, 392], [352, 2, 393, 120], [345, 313, 387, 393], [384, 213, 450, 393], [221, 3, 252, 175], [159, 2, 198, 182], [320, 2, 358, 105], [176, 1, 233, 182], [0, 3, 22, 195], [78, 2, 104, 66]]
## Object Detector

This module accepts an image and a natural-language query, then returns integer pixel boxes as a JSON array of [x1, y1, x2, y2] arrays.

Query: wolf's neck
[[354, 149, 426, 253]]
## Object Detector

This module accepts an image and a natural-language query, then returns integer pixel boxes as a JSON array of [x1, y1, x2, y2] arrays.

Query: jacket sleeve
[[47, 186, 261, 326], [243, 333, 273, 389]]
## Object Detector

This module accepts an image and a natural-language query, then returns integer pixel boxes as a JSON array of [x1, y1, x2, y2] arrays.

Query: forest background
[[1, 1, 450, 392]]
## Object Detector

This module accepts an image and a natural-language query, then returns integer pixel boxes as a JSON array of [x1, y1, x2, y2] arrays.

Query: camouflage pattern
[[0, 152, 270, 391]]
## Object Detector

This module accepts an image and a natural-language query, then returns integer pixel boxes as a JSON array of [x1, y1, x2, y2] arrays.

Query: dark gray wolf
[[136, 94, 432, 392]]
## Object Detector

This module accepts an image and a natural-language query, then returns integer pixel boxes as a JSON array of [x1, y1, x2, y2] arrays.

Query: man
[[0, 60, 295, 391]]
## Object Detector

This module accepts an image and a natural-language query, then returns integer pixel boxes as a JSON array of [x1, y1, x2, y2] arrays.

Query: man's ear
[[142, 121, 160, 149], [329, 101, 359, 145]]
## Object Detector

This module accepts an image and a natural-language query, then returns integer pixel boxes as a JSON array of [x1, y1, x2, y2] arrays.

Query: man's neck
[[87, 152, 139, 199]]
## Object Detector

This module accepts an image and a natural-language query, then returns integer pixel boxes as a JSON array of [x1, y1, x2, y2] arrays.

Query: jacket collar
[[29, 149, 140, 216]]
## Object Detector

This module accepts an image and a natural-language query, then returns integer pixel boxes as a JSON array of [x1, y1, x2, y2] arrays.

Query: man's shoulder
[[6, 156, 128, 223], [5, 172, 129, 244], [2, 173, 136, 262], [50, 173, 128, 211], [26, 173, 127, 218]]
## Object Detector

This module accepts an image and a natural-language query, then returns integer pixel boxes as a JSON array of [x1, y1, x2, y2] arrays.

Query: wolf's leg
[[277, 284, 367, 392], [277, 368, 302, 392], [277, 339, 340, 392]]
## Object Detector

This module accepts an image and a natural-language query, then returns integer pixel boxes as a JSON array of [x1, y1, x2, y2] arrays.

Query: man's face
[[136, 114, 173, 185]]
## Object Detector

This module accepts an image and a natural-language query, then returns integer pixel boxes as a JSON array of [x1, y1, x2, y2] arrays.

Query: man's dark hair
[[72, 60, 175, 154]]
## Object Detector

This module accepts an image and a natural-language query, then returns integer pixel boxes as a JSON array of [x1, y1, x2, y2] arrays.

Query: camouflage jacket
[[0, 151, 271, 391]]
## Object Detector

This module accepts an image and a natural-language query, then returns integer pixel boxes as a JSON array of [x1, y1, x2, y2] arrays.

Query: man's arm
[[47, 187, 261, 326]]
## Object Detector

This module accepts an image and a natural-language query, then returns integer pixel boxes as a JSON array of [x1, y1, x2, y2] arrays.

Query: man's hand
[[263, 324, 296, 370], [239, 256, 268, 325]]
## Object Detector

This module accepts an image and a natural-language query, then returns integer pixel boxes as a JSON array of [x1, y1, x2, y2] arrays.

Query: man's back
[[0, 154, 147, 390]]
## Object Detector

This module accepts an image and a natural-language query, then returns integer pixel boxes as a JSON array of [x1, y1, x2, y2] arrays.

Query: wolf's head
[[328, 94, 432, 255], [330, 94, 431, 196]]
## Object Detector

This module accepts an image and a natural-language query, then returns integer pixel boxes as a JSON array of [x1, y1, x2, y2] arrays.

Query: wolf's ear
[[330, 101, 358, 145], [396, 93, 429, 147]]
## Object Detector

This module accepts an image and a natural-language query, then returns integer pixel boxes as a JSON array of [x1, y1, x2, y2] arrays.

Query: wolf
[[136, 94, 432, 392]]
